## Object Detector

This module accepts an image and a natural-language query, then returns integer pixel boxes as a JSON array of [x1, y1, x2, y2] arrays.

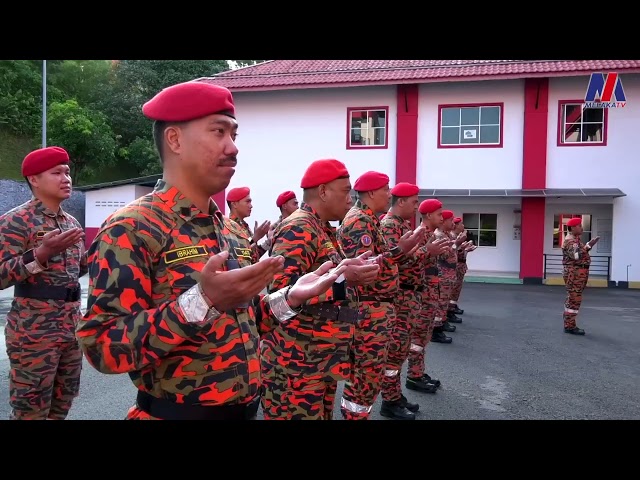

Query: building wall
[[546, 74, 640, 282], [416, 79, 525, 189], [227, 86, 397, 225], [135, 185, 154, 199], [430, 197, 522, 274], [84, 184, 138, 248]]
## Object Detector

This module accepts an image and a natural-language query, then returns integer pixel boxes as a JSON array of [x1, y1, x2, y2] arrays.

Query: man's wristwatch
[[178, 283, 222, 324]]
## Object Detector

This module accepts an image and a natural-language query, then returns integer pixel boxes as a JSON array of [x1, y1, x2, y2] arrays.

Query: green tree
[[47, 99, 117, 184], [0, 60, 64, 137], [118, 136, 160, 176], [47, 60, 112, 107]]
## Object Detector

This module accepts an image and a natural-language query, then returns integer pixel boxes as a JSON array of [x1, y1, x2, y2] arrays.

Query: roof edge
[[200, 69, 640, 93], [76, 174, 162, 192]]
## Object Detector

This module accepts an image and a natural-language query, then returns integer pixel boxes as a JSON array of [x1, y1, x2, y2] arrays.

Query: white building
[[79, 60, 640, 288]]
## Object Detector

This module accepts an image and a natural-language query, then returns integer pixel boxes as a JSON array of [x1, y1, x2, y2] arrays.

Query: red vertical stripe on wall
[[520, 78, 549, 282], [396, 84, 419, 228]]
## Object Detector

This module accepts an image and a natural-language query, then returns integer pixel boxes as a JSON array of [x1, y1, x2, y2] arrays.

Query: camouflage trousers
[[563, 266, 589, 329], [381, 290, 422, 402], [408, 282, 438, 378], [450, 262, 468, 303], [439, 271, 457, 317], [260, 360, 338, 420], [5, 336, 82, 420], [340, 301, 392, 420]]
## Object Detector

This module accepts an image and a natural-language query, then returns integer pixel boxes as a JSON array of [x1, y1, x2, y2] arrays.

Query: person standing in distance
[[562, 217, 599, 335]]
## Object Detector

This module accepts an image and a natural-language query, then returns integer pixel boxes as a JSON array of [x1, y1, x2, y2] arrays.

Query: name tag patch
[[234, 246, 252, 259], [164, 245, 208, 264], [36, 230, 48, 238]]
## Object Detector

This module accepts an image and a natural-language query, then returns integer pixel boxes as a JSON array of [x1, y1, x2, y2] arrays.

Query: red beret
[[442, 210, 454, 220], [22, 146, 70, 177], [300, 159, 350, 189], [227, 187, 250, 202], [453, 217, 462, 223], [390, 182, 419, 197], [418, 199, 442, 214], [353, 171, 390, 192], [142, 81, 235, 122], [566, 217, 582, 227], [276, 190, 296, 208]]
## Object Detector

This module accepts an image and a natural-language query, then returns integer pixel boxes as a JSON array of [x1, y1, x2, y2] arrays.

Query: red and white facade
[[81, 60, 640, 285]]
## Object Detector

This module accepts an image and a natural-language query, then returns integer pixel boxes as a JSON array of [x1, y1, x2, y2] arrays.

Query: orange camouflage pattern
[[76, 179, 278, 420], [450, 242, 468, 303], [408, 229, 440, 378], [229, 213, 267, 263], [0, 197, 86, 420], [337, 199, 401, 419], [261, 202, 355, 420], [379, 213, 425, 402], [561, 233, 592, 329], [435, 228, 458, 319]]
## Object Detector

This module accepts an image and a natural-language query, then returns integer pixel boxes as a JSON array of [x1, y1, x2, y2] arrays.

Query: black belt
[[399, 283, 424, 292], [302, 303, 361, 324], [358, 295, 394, 303], [424, 267, 439, 276], [136, 390, 260, 420], [14, 282, 81, 302]]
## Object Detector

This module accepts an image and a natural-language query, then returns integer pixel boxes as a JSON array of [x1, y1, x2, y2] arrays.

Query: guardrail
[[543, 254, 611, 279]]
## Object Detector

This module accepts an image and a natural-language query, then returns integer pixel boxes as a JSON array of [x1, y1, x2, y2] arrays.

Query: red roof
[[197, 60, 640, 92]]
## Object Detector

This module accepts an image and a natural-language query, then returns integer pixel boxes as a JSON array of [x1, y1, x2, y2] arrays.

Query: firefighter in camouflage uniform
[[561, 217, 599, 335], [1, 146, 86, 420], [337, 171, 425, 420], [75, 81, 345, 420]]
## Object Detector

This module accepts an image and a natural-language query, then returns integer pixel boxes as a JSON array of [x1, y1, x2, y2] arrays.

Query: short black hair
[[153, 120, 188, 162], [391, 195, 401, 206]]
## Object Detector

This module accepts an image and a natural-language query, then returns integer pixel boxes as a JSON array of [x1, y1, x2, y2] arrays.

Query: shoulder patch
[[163, 245, 208, 264], [361, 234, 372, 246]]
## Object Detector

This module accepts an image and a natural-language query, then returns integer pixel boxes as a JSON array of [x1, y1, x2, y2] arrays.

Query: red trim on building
[[556, 99, 609, 147], [85, 227, 99, 250], [396, 84, 419, 228], [520, 78, 549, 283], [436, 102, 504, 149], [212, 190, 226, 215], [345, 106, 389, 150]]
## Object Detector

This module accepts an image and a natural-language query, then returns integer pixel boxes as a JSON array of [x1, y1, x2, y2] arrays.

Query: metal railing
[[543, 254, 611, 279]]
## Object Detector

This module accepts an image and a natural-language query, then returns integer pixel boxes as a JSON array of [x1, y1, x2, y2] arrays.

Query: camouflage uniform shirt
[[229, 213, 267, 263], [262, 202, 354, 382], [0, 197, 87, 344], [338, 199, 405, 300], [562, 234, 592, 268], [77, 179, 284, 407]]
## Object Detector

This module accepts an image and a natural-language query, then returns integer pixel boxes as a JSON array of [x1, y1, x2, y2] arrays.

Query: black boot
[[442, 322, 456, 332], [447, 311, 462, 323], [564, 326, 585, 335], [400, 394, 419, 412], [406, 376, 438, 393], [380, 400, 416, 420], [423, 373, 441, 388], [431, 328, 453, 344], [453, 305, 464, 315]]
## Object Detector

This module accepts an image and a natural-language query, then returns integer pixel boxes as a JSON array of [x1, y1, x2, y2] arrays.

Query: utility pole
[[42, 60, 47, 147]]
